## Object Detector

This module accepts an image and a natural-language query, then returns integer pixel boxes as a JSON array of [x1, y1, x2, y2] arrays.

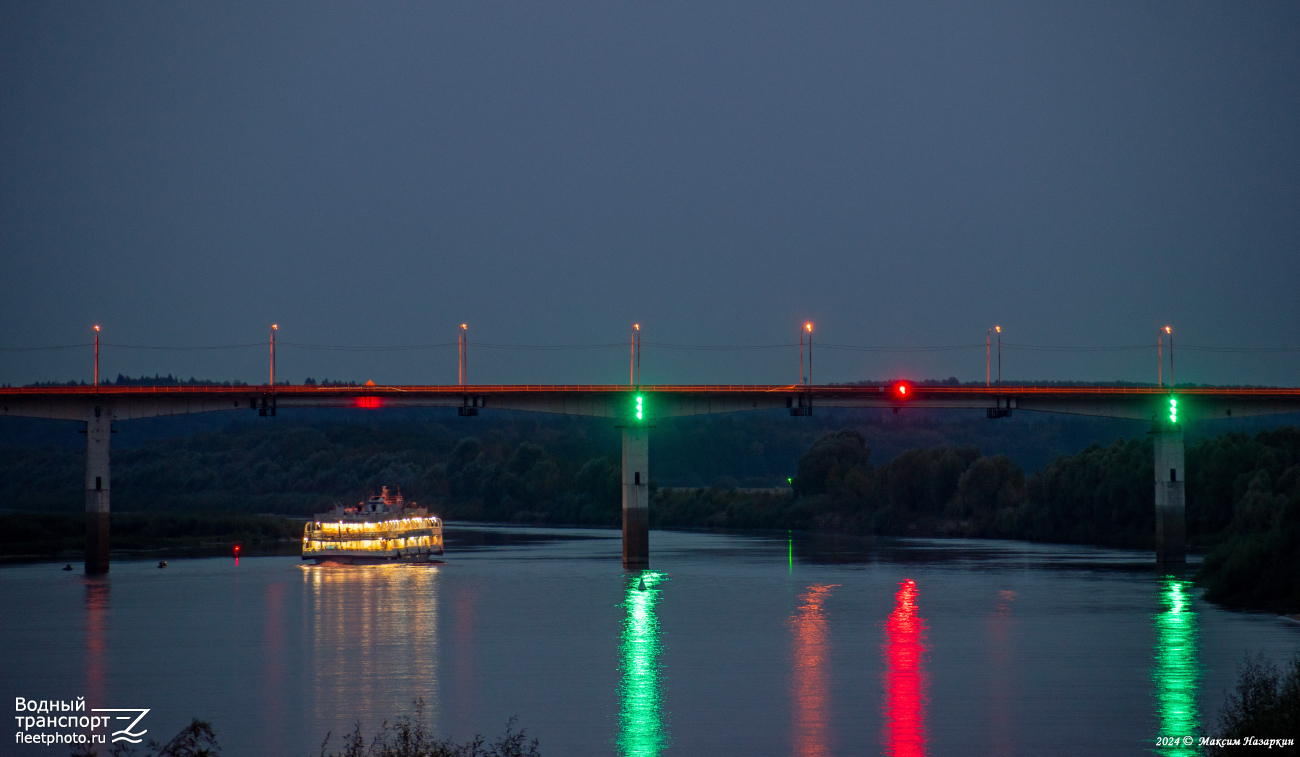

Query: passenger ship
[[302, 487, 443, 564]]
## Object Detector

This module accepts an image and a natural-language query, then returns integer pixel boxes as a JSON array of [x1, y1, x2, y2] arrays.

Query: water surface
[[4, 527, 1298, 756]]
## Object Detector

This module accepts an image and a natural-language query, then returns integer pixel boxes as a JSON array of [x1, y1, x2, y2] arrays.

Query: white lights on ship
[[301, 486, 444, 565]]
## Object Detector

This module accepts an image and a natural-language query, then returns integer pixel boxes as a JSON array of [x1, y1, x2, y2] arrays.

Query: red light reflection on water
[[989, 590, 1016, 756], [790, 584, 838, 757], [356, 397, 382, 409], [882, 579, 928, 757], [84, 580, 109, 708], [263, 582, 285, 757], [454, 588, 478, 728]]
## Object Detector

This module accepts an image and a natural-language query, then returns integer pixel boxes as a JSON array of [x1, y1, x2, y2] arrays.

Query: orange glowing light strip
[[6, 384, 1299, 397]]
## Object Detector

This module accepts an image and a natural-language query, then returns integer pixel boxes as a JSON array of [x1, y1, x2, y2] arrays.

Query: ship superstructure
[[302, 487, 443, 564]]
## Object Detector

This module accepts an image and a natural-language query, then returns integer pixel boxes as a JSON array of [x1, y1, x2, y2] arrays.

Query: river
[[4, 526, 1298, 756]]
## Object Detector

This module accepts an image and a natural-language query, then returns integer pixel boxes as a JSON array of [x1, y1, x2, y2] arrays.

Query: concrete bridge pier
[[622, 427, 649, 569], [85, 409, 112, 574], [1154, 428, 1186, 564]]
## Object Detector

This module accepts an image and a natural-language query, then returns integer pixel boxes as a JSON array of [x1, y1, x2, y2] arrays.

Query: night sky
[[2, 2, 1297, 387]]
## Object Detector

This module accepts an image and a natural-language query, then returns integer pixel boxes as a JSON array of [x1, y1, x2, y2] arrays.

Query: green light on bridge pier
[[1168, 397, 1178, 424]]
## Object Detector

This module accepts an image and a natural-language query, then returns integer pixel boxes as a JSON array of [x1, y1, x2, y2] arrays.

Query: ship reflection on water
[[1153, 576, 1200, 757], [882, 578, 928, 757], [304, 565, 441, 741], [619, 571, 668, 757], [790, 584, 838, 757]]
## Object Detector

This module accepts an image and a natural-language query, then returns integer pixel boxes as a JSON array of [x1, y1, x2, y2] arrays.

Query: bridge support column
[[622, 427, 649, 570], [85, 410, 111, 575], [1154, 428, 1185, 564]]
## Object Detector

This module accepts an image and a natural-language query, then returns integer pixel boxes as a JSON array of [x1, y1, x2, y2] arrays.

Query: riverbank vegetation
[[0, 512, 300, 562]]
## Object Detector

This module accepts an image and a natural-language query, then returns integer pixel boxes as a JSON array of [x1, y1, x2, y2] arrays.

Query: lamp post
[[805, 323, 813, 388], [93, 325, 100, 393], [270, 325, 277, 386], [458, 324, 468, 386], [986, 328, 991, 387], [631, 324, 641, 386], [995, 326, 1001, 386]]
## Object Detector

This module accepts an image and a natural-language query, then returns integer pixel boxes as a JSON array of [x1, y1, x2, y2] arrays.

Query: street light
[[631, 324, 641, 386], [270, 324, 278, 386], [801, 322, 813, 388], [459, 324, 468, 386], [995, 326, 1001, 387], [93, 325, 100, 392]]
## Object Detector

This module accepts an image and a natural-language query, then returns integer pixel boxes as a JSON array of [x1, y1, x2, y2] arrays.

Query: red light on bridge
[[895, 383, 909, 397], [356, 396, 382, 409]]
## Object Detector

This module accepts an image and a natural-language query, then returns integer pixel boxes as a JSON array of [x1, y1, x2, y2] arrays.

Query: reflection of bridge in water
[[66, 528, 1212, 755], [5, 382, 1300, 572]]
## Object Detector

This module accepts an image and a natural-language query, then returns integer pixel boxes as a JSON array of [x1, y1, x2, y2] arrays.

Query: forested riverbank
[[0, 511, 301, 561], [1, 412, 1296, 612]]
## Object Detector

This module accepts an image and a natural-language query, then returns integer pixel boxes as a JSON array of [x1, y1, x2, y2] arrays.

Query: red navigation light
[[356, 396, 382, 409], [233, 544, 241, 556], [895, 383, 909, 397]]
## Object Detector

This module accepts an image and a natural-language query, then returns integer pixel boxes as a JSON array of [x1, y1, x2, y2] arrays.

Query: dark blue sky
[[2, 2, 1297, 386]]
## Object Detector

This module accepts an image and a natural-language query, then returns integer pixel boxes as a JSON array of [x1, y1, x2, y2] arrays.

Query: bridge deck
[[3, 384, 1299, 422]]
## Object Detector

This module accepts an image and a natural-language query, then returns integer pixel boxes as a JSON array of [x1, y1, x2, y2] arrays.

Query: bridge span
[[5, 382, 1299, 572]]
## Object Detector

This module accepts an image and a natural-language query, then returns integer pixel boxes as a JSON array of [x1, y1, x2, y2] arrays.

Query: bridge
[[4, 382, 1300, 573]]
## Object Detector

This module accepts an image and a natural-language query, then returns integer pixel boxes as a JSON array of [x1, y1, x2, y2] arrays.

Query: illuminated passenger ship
[[302, 487, 443, 564]]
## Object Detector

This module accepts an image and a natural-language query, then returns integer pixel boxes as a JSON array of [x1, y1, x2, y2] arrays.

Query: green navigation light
[[635, 395, 644, 422], [1169, 397, 1178, 424], [1153, 577, 1200, 756], [619, 571, 667, 757]]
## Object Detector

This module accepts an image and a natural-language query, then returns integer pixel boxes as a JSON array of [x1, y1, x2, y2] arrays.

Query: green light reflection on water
[[1153, 577, 1200, 756], [619, 571, 669, 757]]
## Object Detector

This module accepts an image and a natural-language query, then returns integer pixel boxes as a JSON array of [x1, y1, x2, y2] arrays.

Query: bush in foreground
[[69, 703, 538, 757], [1210, 653, 1300, 753], [72, 719, 218, 757], [320, 701, 539, 757]]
